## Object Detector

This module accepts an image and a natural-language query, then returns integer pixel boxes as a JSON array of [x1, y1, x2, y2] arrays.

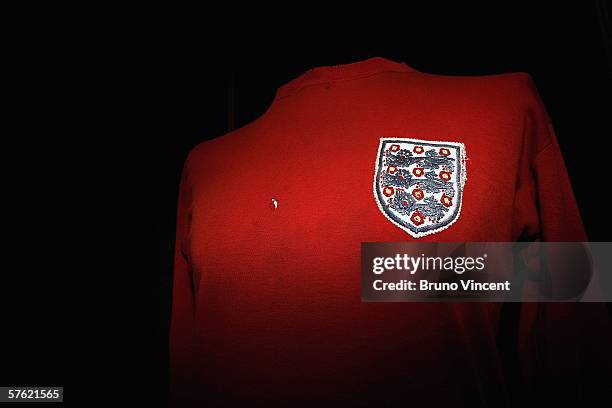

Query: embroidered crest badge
[[373, 138, 467, 238]]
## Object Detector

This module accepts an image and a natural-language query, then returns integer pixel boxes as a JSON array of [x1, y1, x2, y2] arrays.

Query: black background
[[1, 3, 610, 407]]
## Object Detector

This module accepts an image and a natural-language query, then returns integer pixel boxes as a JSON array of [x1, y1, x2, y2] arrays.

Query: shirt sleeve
[[513, 75, 612, 405], [511, 73, 586, 242], [168, 152, 197, 407]]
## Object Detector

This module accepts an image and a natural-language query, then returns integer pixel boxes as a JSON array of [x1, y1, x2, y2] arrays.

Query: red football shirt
[[169, 57, 610, 406]]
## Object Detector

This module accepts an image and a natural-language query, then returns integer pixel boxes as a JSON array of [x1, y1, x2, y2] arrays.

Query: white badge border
[[373, 137, 467, 238]]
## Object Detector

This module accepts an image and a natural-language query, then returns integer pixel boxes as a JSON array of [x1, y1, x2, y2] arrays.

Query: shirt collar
[[275, 57, 417, 100]]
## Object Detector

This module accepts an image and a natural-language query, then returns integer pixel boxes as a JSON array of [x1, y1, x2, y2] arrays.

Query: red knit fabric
[[169, 58, 610, 406]]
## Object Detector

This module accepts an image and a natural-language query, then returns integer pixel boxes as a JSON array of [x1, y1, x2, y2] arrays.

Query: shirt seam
[[534, 141, 554, 160]]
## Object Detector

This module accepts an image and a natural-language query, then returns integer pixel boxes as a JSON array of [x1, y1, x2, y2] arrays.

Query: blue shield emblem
[[374, 138, 467, 238]]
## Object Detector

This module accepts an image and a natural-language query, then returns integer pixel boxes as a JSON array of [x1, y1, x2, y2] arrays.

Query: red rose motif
[[412, 167, 425, 177], [387, 165, 398, 174], [439, 148, 451, 156], [412, 188, 424, 200], [382, 186, 395, 197], [440, 193, 453, 207], [413, 146, 424, 154], [439, 171, 451, 181], [410, 210, 425, 226], [389, 144, 400, 152]]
